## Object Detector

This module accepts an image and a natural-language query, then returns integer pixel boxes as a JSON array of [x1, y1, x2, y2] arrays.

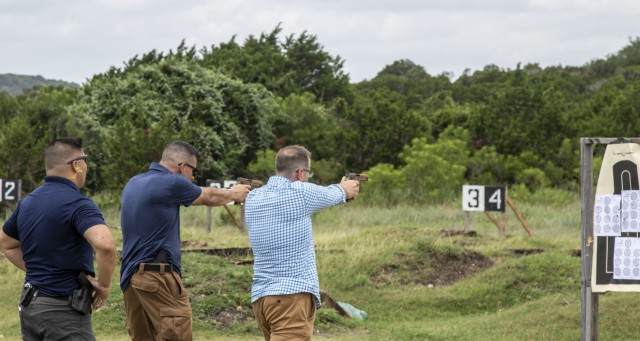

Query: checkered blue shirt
[[245, 176, 346, 307]]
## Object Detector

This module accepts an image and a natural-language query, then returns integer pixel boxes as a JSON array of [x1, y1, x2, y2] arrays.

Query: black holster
[[19, 283, 36, 308], [71, 273, 94, 315], [154, 249, 168, 263]]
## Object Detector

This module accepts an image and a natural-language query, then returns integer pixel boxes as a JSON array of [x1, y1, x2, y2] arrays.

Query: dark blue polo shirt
[[2, 176, 106, 296], [119, 162, 202, 292]]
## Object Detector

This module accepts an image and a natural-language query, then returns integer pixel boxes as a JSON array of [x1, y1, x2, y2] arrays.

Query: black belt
[[137, 263, 174, 273]]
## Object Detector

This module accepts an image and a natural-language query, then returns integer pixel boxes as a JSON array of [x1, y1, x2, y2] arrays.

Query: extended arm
[[191, 184, 250, 206], [0, 230, 25, 271]]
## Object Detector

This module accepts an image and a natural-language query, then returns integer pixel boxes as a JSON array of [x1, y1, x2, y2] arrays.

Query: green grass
[[0, 196, 628, 340]]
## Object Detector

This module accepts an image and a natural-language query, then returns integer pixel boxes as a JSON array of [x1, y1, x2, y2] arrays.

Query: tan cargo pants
[[123, 264, 192, 341]]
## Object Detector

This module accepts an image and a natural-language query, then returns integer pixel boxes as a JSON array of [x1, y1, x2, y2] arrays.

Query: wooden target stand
[[580, 137, 640, 341], [462, 185, 533, 238], [205, 179, 244, 232], [204, 178, 263, 233]]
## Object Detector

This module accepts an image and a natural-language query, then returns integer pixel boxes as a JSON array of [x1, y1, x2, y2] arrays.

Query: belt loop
[[138, 263, 145, 274], [159, 264, 165, 274]]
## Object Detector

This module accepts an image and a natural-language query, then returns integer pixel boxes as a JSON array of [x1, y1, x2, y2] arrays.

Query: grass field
[[1, 191, 638, 340]]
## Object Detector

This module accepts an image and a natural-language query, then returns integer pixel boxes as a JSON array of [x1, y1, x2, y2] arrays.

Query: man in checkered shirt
[[245, 145, 360, 340]]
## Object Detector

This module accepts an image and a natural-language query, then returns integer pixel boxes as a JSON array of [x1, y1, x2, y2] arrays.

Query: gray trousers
[[19, 295, 95, 341]]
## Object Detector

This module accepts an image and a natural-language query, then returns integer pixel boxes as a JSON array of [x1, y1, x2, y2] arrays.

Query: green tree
[[275, 93, 339, 158], [342, 86, 433, 171], [359, 59, 453, 111], [201, 24, 352, 104], [582, 76, 640, 138], [68, 52, 279, 191], [0, 86, 78, 192], [467, 67, 568, 161], [362, 129, 468, 205]]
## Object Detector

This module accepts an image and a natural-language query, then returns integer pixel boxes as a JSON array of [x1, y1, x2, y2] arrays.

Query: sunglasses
[[296, 168, 313, 178], [179, 162, 198, 176], [66, 155, 88, 164]]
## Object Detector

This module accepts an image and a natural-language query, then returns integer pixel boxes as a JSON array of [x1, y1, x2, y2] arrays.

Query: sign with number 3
[[462, 185, 505, 212]]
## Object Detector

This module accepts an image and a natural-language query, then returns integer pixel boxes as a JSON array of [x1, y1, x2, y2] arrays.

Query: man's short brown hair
[[276, 145, 311, 174]]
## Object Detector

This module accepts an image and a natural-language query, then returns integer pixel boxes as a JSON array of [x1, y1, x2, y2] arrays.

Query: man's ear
[[74, 165, 83, 173]]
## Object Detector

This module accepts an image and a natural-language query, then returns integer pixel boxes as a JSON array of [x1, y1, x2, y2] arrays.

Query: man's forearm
[[204, 187, 236, 206], [0, 231, 24, 271], [94, 247, 116, 289], [199, 185, 249, 206], [3, 247, 26, 271]]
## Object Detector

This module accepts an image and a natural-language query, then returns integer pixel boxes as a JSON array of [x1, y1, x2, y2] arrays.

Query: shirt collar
[[149, 162, 170, 173], [267, 175, 294, 186], [44, 176, 80, 192]]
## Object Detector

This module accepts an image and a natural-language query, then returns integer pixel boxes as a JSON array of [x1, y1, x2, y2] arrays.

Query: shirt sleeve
[[2, 201, 20, 239], [71, 198, 107, 235], [301, 182, 346, 213], [170, 175, 203, 207]]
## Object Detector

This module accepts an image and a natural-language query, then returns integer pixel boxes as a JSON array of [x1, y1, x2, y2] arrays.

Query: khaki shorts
[[252, 292, 317, 341], [123, 264, 192, 341]]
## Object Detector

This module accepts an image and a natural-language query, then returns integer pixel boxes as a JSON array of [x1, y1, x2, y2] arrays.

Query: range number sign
[[0, 179, 21, 202], [462, 185, 505, 212]]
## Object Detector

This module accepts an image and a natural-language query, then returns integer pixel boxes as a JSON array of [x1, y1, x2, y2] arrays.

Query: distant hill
[[0, 73, 79, 96]]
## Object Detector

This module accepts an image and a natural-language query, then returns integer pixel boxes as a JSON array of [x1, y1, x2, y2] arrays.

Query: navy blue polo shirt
[[119, 162, 202, 292], [2, 176, 106, 296]]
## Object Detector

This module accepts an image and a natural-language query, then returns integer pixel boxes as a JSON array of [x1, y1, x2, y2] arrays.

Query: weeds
[[0, 196, 621, 340]]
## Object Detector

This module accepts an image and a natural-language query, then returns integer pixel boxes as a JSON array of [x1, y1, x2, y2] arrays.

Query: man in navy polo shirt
[[119, 140, 250, 341], [0, 137, 117, 340]]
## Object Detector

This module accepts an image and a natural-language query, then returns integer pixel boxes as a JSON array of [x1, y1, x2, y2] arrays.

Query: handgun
[[344, 173, 368, 202], [344, 173, 369, 182], [237, 177, 264, 189], [225, 177, 264, 231], [229, 178, 264, 207]]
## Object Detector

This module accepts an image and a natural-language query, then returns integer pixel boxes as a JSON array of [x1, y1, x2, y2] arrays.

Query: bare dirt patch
[[440, 229, 478, 237], [426, 249, 494, 286], [204, 306, 253, 327], [371, 248, 494, 288], [181, 240, 209, 248]]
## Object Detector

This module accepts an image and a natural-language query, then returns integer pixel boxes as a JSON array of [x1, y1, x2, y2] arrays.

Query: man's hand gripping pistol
[[344, 173, 368, 201], [237, 177, 264, 189]]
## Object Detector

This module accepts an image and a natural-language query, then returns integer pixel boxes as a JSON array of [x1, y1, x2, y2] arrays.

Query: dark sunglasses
[[179, 162, 198, 175], [66, 155, 88, 165]]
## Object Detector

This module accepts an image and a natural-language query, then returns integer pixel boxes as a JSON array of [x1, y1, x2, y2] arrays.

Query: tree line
[[0, 73, 78, 96], [2, 26, 640, 206]]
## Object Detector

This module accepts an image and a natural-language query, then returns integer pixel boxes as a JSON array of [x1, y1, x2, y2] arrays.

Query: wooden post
[[223, 205, 244, 232], [464, 211, 470, 232], [581, 138, 598, 341], [484, 211, 502, 236], [206, 207, 212, 232], [506, 196, 533, 237]]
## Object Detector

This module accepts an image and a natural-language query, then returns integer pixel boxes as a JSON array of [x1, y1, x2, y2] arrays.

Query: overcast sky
[[1, 0, 638, 84]]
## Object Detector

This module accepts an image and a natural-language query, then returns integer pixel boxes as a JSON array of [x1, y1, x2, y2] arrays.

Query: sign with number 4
[[462, 185, 505, 212]]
